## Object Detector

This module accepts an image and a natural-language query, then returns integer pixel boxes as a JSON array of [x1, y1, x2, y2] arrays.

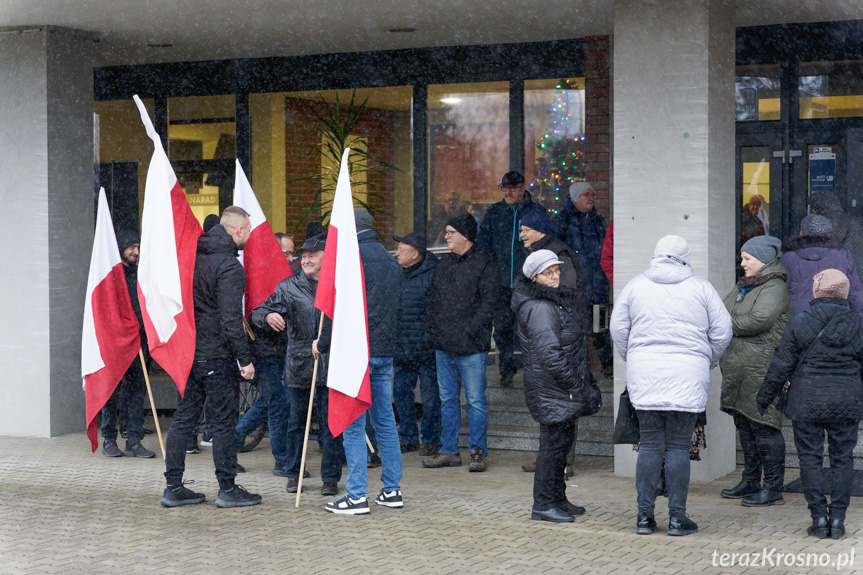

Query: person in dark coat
[[810, 191, 863, 283], [392, 232, 441, 456], [477, 171, 544, 386], [251, 231, 344, 497], [758, 269, 863, 540], [781, 214, 863, 316], [100, 230, 155, 459], [423, 214, 501, 472], [512, 250, 591, 523], [162, 206, 261, 509], [554, 181, 613, 377]]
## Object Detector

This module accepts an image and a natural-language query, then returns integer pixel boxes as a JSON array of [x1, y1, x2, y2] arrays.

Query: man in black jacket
[[100, 230, 155, 459], [392, 232, 440, 456], [423, 214, 500, 472], [477, 171, 543, 386], [161, 206, 261, 509]]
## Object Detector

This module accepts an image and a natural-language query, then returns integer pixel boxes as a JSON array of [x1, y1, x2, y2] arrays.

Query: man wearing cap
[[100, 230, 155, 459], [392, 232, 441, 456], [423, 214, 501, 472], [251, 230, 344, 497], [554, 181, 613, 377], [477, 171, 544, 387]]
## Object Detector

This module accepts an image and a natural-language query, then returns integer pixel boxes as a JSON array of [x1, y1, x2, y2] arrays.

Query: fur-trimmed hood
[[782, 233, 841, 252]]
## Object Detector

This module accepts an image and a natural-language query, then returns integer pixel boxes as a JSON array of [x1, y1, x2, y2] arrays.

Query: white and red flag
[[233, 159, 292, 316], [82, 188, 142, 452], [315, 149, 371, 436], [133, 95, 203, 396]]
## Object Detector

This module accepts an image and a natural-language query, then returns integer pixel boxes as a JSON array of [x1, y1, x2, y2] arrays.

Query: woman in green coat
[[719, 235, 790, 507]]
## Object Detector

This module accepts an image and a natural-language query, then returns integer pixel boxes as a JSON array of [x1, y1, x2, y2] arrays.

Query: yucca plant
[[291, 91, 399, 231]]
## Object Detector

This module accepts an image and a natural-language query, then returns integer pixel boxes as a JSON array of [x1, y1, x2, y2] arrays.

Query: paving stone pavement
[[0, 429, 861, 575]]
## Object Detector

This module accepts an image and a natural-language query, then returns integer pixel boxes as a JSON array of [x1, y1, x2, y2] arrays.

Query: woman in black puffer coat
[[512, 249, 593, 523], [757, 269, 863, 540]]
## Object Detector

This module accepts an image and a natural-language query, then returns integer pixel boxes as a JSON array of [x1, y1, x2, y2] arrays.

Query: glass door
[[790, 127, 847, 236], [736, 131, 783, 256]]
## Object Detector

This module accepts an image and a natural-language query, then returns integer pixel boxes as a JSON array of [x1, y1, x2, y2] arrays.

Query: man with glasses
[[554, 181, 613, 378], [477, 171, 544, 387], [275, 233, 295, 262]]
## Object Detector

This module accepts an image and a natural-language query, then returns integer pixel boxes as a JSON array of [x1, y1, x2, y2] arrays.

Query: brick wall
[[284, 97, 396, 243], [584, 36, 611, 220]]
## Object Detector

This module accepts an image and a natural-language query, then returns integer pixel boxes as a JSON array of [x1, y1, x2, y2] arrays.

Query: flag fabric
[[82, 188, 142, 452], [315, 148, 372, 436], [233, 159, 292, 316], [133, 95, 203, 396]]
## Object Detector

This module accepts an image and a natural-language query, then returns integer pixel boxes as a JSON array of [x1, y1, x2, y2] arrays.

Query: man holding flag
[[161, 207, 261, 509]]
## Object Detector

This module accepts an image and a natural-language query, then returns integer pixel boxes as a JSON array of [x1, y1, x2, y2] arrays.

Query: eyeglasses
[[580, 192, 597, 199], [499, 185, 522, 192], [283, 250, 294, 258], [444, 230, 456, 237], [540, 267, 561, 278]]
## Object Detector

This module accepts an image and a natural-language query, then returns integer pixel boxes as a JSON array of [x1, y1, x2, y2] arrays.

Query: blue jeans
[[436, 351, 488, 456], [234, 356, 288, 469], [343, 357, 402, 499], [393, 358, 440, 445]]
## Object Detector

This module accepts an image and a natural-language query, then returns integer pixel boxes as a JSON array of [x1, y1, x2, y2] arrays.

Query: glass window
[[250, 87, 413, 245], [800, 60, 863, 119], [740, 146, 770, 246], [736, 65, 781, 121], [524, 78, 586, 216], [427, 82, 509, 246]]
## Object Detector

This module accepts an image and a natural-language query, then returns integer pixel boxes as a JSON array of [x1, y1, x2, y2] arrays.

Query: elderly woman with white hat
[[512, 249, 595, 523], [610, 236, 732, 536]]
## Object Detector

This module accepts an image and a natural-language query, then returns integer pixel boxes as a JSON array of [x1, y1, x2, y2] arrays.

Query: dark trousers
[[165, 358, 240, 490], [393, 358, 441, 445], [493, 286, 517, 377], [101, 356, 146, 444], [590, 331, 614, 371], [635, 410, 697, 515], [793, 420, 858, 521], [285, 386, 344, 482], [534, 419, 576, 510], [733, 412, 785, 491]]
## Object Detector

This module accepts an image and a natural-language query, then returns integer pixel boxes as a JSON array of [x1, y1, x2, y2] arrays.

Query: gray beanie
[[741, 235, 782, 264], [809, 191, 842, 215], [568, 182, 594, 204], [353, 208, 373, 232], [800, 214, 833, 236]]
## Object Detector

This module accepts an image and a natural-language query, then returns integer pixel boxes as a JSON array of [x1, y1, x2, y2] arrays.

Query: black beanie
[[447, 214, 477, 243], [116, 229, 140, 252]]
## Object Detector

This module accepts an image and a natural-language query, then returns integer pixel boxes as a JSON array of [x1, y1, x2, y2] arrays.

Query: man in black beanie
[[100, 230, 155, 459], [423, 214, 500, 472]]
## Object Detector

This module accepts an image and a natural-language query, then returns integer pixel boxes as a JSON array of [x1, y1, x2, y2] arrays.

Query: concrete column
[[612, 0, 737, 481], [0, 27, 94, 436]]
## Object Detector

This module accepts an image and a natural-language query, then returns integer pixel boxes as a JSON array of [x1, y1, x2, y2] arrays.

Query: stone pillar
[[0, 27, 94, 437], [612, 0, 737, 481]]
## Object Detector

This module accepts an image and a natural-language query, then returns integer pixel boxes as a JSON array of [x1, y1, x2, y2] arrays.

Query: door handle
[[789, 150, 803, 164], [772, 151, 786, 163]]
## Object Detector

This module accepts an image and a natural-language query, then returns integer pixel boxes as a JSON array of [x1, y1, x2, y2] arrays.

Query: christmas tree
[[530, 81, 586, 215]]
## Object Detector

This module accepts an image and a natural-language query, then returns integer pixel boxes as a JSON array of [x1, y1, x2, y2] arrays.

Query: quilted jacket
[[609, 255, 732, 413], [758, 298, 863, 422], [395, 253, 438, 364], [780, 234, 863, 316]]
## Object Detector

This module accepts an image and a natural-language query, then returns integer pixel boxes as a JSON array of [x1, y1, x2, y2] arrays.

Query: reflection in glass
[[800, 60, 863, 119], [736, 65, 781, 121], [525, 78, 586, 216], [427, 82, 509, 245], [741, 146, 770, 245]]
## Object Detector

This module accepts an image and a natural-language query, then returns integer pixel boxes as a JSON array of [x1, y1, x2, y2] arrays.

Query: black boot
[[807, 516, 829, 539], [741, 488, 784, 507], [720, 480, 761, 499], [830, 518, 845, 539]]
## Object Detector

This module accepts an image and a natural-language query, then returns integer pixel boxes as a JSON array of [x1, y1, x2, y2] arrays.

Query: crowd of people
[[97, 175, 863, 538]]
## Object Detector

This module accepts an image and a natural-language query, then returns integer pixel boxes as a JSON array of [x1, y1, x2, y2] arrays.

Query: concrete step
[[483, 401, 613, 429], [458, 424, 614, 456], [736, 438, 863, 470]]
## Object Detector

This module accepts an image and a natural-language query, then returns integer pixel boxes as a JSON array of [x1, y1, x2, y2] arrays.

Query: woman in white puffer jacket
[[610, 235, 732, 537]]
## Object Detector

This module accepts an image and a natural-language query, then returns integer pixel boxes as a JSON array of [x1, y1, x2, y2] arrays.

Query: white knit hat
[[653, 235, 691, 258]]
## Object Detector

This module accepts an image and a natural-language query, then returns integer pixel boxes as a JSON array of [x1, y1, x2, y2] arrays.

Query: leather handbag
[[613, 388, 640, 444]]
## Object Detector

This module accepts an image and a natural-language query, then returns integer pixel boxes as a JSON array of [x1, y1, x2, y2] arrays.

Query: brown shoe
[[285, 477, 303, 493], [422, 452, 462, 468], [521, 460, 536, 473], [321, 481, 338, 496], [419, 443, 439, 457], [469, 448, 486, 472]]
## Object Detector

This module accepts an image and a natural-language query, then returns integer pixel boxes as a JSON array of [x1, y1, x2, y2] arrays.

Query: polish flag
[[82, 188, 142, 452], [315, 149, 371, 436], [233, 160, 292, 316], [133, 95, 203, 396]]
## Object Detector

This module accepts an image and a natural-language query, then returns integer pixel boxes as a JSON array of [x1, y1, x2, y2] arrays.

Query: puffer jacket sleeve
[[730, 280, 790, 337], [757, 318, 801, 408], [704, 282, 733, 368], [217, 259, 252, 367], [609, 279, 632, 361], [522, 300, 574, 388]]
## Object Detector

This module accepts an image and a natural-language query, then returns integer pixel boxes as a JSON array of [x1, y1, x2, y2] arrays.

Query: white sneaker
[[325, 494, 370, 515], [374, 489, 404, 508]]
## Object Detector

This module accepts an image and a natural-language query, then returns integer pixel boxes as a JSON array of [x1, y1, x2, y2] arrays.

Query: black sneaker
[[235, 462, 246, 473], [160, 482, 206, 507], [123, 441, 155, 458], [325, 494, 370, 515], [636, 513, 657, 535], [102, 440, 124, 458], [667, 512, 698, 536], [215, 484, 262, 508], [400, 442, 420, 453], [500, 372, 514, 387], [186, 441, 200, 454], [374, 489, 404, 508]]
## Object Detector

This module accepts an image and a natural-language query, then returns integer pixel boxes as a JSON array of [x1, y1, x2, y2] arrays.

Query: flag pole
[[139, 348, 166, 459], [296, 313, 326, 507], [242, 317, 257, 341]]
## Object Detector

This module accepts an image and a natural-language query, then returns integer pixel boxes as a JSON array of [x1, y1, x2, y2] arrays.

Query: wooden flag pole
[[296, 313, 326, 507], [139, 348, 166, 459], [242, 316, 256, 341]]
